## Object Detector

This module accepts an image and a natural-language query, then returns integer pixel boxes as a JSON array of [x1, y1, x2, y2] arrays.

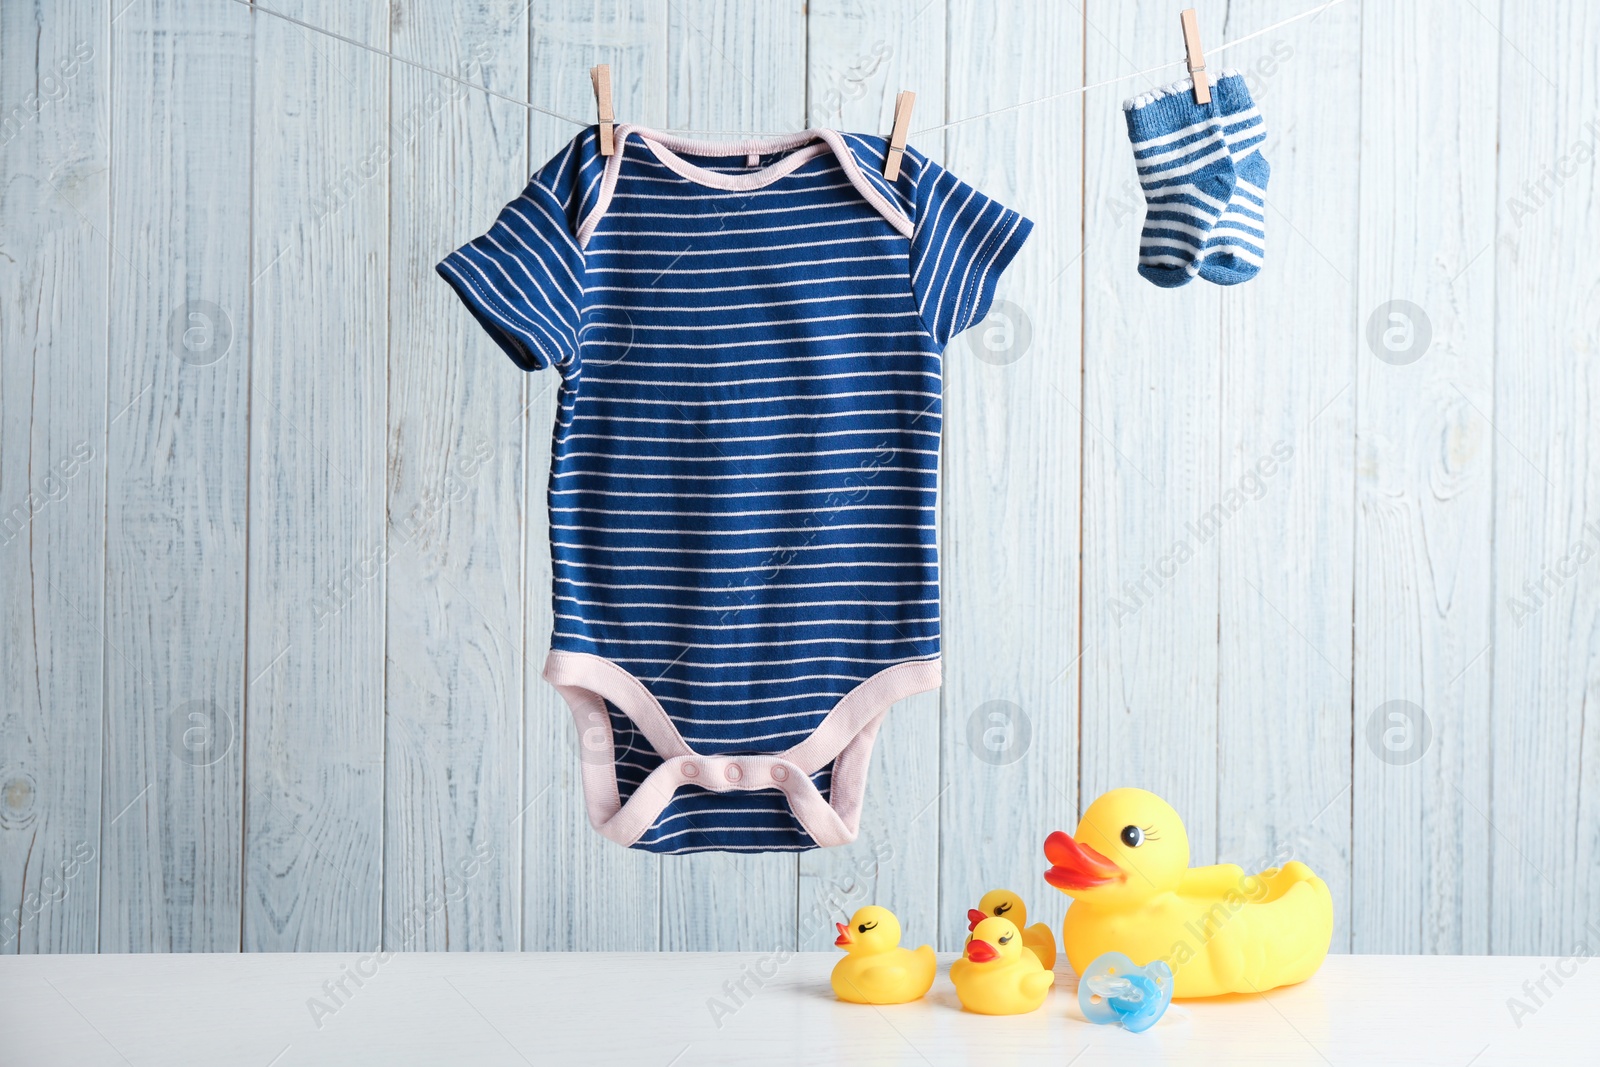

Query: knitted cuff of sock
[[1208, 71, 1256, 118], [1122, 68, 1243, 139]]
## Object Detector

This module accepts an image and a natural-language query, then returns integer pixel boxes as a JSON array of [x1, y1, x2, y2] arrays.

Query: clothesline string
[[228, 0, 1348, 139], [915, 0, 1349, 133], [227, 0, 588, 124]]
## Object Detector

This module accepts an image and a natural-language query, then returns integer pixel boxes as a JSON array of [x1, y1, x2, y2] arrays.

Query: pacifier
[[1077, 952, 1173, 1033]]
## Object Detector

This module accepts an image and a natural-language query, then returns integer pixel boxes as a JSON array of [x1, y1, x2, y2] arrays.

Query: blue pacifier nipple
[[1078, 952, 1174, 1033]]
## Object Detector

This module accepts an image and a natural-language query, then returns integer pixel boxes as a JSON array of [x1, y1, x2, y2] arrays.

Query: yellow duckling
[[949, 916, 1055, 1015], [1043, 787, 1334, 999], [966, 889, 1057, 971], [830, 905, 936, 1004]]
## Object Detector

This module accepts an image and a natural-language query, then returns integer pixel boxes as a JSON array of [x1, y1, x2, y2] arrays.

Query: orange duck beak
[[834, 922, 851, 947], [966, 908, 985, 932], [965, 938, 999, 963], [1043, 830, 1123, 890]]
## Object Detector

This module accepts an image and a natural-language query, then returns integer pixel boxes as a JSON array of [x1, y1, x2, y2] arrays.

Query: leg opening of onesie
[[544, 650, 941, 854]]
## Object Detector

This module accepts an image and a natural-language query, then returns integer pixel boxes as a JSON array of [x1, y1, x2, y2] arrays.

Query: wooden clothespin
[[1179, 9, 1210, 105], [591, 63, 615, 155], [883, 90, 915, 180]]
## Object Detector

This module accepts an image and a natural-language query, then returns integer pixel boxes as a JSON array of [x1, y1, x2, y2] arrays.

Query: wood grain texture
[[655, 0, 809, 952], [0, 0, 108, 954], [98, 0, 251, 952], [796, 0, 946, 954], [1214, 0, 1360, 952], [666, 0, 806, 136], [1080, 0, 1223, 866], [244, 1, 387, 951], [1489, 0, 1600, 954], [380, 0, 530, 953], [1353, 0, 1495, 953], [520, 0, 667, 951], [936, 0, 1083, 951]]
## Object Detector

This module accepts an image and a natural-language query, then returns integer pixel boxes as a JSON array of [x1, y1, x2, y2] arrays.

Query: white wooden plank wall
[[0, 0, 108, 954], [1, 0, 1596, 955], [383, 0, 527, 953], [1353, 0, 1497, 953], [245, 0, 389, 951], [1489, 1, 1600, 954], [103, 0, 251, 951]]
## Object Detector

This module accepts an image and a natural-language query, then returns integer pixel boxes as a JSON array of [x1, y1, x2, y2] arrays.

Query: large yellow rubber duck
[[1043, 787, 1333, 999], [830, 905, 936, 1004], [949, 916, 1055, 1014], [966, 889, 1057, 970]]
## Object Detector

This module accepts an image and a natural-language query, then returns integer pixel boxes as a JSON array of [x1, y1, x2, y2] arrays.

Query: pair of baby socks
[[1123, 71, 1269, 287]]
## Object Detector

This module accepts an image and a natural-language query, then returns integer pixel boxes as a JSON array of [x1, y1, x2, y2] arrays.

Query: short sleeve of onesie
[[436, 144, 590, 371], [438, 126, 1031, 855], [907, 152, 1033, 344]]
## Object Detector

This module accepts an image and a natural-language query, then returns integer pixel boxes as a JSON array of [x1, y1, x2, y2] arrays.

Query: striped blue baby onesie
[[439, 126, 1031, 854]]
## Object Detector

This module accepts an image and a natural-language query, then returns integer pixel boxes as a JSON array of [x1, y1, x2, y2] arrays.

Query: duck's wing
[[1257, 860, 1323, 901], [1247, 868, 1332, 921], [1212, 873, 1334, 991], [1023, 926, 1057, 969], [1248, 874, 1334, 960], [839, 960, 915, 1002], [1022, 969, 1056, 999], [857, 960, 910, 987], [1177, 863, 1249, 897]]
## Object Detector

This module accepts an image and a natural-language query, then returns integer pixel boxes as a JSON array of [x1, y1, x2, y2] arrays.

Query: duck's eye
[[994, 901, 1012, 915], [1120, 825, 1145, 848], [999, 932, 1013, 945], [859, 920, 878, 933]]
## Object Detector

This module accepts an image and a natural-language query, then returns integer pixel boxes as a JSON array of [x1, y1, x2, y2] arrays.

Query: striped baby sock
[[1199, 71, 1270, 285], [1123, 78, 1236, 288]]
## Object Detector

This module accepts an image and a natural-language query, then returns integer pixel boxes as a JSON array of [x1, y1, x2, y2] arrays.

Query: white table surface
[[1, 951, 1595, 1066]]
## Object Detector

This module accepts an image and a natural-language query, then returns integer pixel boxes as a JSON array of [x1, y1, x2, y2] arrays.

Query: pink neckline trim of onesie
[[641, 129, 832, 190], [544, 649, 941, 849], [575, 125, 914, 247]]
